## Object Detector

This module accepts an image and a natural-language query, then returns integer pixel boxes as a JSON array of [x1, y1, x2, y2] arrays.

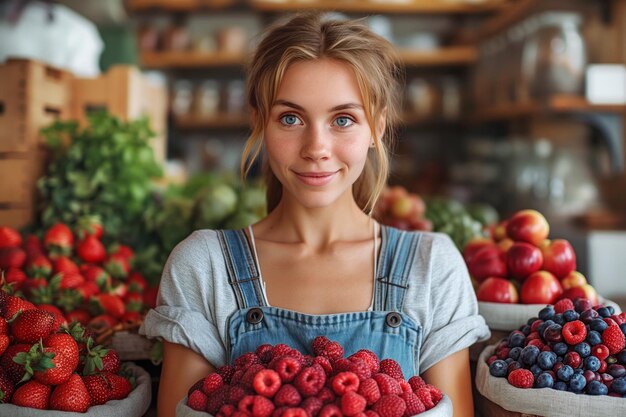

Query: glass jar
[[521, 12, 587, 100], [171, 80, 193, 116], [193, 80, 220, 116]]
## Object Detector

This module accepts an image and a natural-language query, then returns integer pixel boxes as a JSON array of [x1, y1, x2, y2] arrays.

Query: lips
[[294, 171, 338, 186]]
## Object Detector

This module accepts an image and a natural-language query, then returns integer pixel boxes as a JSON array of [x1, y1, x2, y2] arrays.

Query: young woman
[[142, 13, 490, 417]]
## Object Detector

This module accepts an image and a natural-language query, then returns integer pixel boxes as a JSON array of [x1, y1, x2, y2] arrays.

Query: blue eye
[[334, 116, 354, 128], [280, 114, 301, 126]]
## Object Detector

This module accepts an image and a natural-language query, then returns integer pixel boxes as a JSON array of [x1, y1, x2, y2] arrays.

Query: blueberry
[[537, 351, 557, 370], [612, 376, 626, 394], [563, 310, 580, 322], [519, 324, 531, 336], [569, 373, 587, 392], [505, 358, 514, 364], [489, 359, 508, 378], [617, 350, 626, 365], [607, 305, 615, 315], [620, 323, 626, 336], [530, 364, 543, 378], [574, 342, 591, 358], [554, 381, 568, 391], [537, 320, 555, 337], [508, 331, 526, 348], [539, 306, 555, 321], [586, 330, 602, 346], [521, 345, 541, 366], [557, 364, 574, 382], [586, 380, 608, 395], [553, 313, 565, 326], [596, 307, 611, 318], [574, 368, 584, 375], [584, 356, 601, 372], [509, 347, 522, 361], [589, 318, 608, 333], [553, 342, 568, 356], [535, 372, 554, 388], [608, 364, 626, 378], [527, 316, 539, 326]]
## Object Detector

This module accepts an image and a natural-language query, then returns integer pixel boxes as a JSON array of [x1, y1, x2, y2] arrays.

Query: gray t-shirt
[[140, 229, 490, 373]]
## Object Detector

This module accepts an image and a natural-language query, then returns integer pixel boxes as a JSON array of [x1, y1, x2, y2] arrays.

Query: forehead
[[276, 58, 364, 106]]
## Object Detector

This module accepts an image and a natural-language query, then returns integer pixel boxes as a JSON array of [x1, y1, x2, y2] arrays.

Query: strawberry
[[89, 313, 118, 329], [109, 244, 134, 262], [124, 291, 144, 312], [83, 342, 120, 375], [127, 272, 147, 293], [0, 247, 26, 269], [58, 272, 86, 290], [37, 304, 66, 330], [24, 277, 48, 297], [1, 293, 35, 319], [120, 310, 142, 324], [16, 333, 80, 386], [23, 234, 44, 259], [76, 281, 100, 300], [0, 366, 15, 403], [77, 235, 106, 264], [65, 309, 92, 326], [44, 223, 74, 257], [10, 308, 57, 344], [4, 267, 27, 290], [602, 325, 626, 354], [26, 255, 52, 278], [91, 293, 125, 319], [0, 226, 21, 249], [0, 318, 6, 334], [0, 334, 9, 357], [83, 373, 111, 405], [0, 343, 30, 382], [104, 254, 130, 279], [105, 372, 132, 400], [76, 215, 104, 240], [49, 373, 90, 412], [81, 264, 111, 287], [143, 285, 159, 309], [11, 379, 51, 409], [53, 256, 80, 275]]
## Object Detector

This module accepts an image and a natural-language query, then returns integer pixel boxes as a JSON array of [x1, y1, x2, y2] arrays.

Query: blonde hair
[[241, 13, 403, 214]]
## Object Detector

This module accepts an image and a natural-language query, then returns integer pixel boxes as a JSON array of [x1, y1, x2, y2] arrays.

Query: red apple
[[540, 239, 576, 279], [489, 220, 509, 242], [463, 237, 496, 264], [507, 241, 543, 281], [390, 195, 413, 219], [559, 284, 598, 305], [520, 270, 563, 304], [497, 238, 514, 253], [560, 270, 587, 290], [506, 209, 550, 246], [477, 277, 519, 303], [466, 245, 507, 283], [408, 217, 433, 232]]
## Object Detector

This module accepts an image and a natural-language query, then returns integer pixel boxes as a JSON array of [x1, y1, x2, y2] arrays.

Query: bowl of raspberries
[[475, 297, 626, 417], [178, 336, 452, 417]]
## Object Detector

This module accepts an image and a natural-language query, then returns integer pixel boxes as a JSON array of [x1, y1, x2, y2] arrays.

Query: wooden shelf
[[250, 0, 509, 14], [457, 0, 538, 44], [128, 0, 235, 12], [471, 95, 626, 123], [398, 46, 477, 66], [140, 51, 248, 68], [174, 113, 251, 129]]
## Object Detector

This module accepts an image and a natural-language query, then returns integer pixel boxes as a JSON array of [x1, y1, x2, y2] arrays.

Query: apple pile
[[185, 337, 445, 417], [464, 209, 597, 305], [373, 186, 432, 232]]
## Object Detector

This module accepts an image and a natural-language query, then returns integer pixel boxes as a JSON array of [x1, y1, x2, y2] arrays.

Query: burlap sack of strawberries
[[175, 336, 453, 417]]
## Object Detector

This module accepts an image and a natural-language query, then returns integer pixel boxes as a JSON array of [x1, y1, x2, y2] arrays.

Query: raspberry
[[317, 386, 336, 404], [312, 355, 333, 376], [256, 344, 275, 363], [364, 411, 380, 417], [188, 378, 204, 397], [311, 336, 331, 356], [319, 404, 342, 417], [398, 380, 412, 395], [207, 386, 229, 414], [507, 368, 534, 389], [242, 364, 267, 389], [341, 391, 367, 416], [301, 397, 323, 417], [319, 341, 344, 362], [331, 371, 360, 395], [274, 384, 302, 407], [602, 325, 626, 354], [281, 407, 308, 417], [400, 391, 425, 416], [239, 395, 276, 417], [407, 375, 426, 392], [349, 350, 380, 374], [562, 320, 587, 345], [217, 404, 237, 417], [357, 378, 381, 405], [372, 373, 401, 395], [333, 358, 353, 373], [272, 407, 287, 417], [554, 298, 575, 314], [270, 356, 303, 383], [415, 387, 434, 410], [203, 373, 225, 395], [293, 364, 326, 397], [218, 365, 236, 384], [227, 385, 246, 405], [235, 352, 262, 369], [371, 394, 406, 417], [187, 389, 208, 411], [346, 358, 372, 380], [379, 359, 404, 380], [253, 369, 282, 398], [272, 344, 294, 359], [424, 384, 442, 404]]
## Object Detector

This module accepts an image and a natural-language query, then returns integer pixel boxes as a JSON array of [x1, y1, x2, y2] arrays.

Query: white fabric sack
[[0, 362, 152, 417], [478, 297, 622, 331], [476, 345, 626, 417], [176, 394, 453, 417]]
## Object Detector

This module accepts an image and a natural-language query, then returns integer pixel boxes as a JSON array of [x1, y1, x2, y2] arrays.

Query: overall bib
[[217, 226, 424, 377]]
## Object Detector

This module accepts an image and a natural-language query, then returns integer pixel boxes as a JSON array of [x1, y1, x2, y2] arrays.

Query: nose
[[301, 124, 331, 161]]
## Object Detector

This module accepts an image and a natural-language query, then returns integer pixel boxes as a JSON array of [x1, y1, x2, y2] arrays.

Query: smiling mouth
[[294, 171, 338, 186]]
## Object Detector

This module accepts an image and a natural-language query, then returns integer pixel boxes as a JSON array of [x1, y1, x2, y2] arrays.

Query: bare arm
[[421, 348, 474, 417], [157, 341, 216, 417]]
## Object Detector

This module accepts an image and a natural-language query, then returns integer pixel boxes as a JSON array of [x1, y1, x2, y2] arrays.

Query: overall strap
[[373, 226, 422, 312], [217, 229, 265, 309]]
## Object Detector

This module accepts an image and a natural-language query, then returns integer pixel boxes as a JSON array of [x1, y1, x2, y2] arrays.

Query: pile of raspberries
[[187, 336, 443, 417]]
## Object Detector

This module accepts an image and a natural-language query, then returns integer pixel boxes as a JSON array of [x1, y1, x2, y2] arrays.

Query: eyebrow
[[273, 99, 363, 112]]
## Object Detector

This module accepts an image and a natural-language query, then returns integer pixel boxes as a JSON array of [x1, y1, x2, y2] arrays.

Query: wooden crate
[[0, 206, 35, 229], [71, 65, 168, 163], [0, 149, 48, 207], [0, 59, 72, 153]]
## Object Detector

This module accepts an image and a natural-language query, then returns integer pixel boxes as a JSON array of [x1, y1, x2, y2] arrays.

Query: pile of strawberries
[[187, 336, 443, 417], [0, 223, 158, 330], [0, 297, 134, 411]]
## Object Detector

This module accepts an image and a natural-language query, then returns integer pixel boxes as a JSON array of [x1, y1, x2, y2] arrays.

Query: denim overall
[[217, 226, 423, 376]]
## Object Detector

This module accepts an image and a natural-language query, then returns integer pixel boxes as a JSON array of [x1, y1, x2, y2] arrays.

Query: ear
[[375, 107, 387, 140]]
